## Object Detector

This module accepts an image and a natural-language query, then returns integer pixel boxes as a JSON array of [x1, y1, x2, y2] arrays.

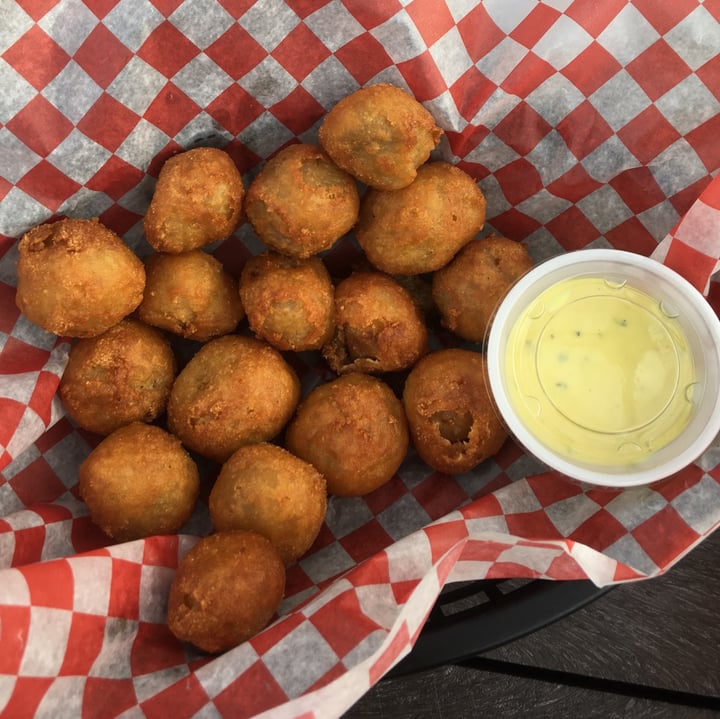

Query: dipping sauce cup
[[486, 249, 720, 487]]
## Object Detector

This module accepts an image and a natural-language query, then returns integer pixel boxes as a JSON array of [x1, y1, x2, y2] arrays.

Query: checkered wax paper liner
[[1, 1, 720, 717]]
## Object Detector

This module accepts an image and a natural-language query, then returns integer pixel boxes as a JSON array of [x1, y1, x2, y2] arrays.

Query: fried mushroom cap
[[144, 147, 244, 253], [403, 349, 507, 475], [356, 162, 486, 276], [79, 422, 200, 542], [432, 235, 533, 342], [138, 250, 244, 341], [240, 252, 334, 351], [322, 271, 428, 374], [209, 443, 327, 566], [167, 334, 301, 464], [244, 143, 359, 258], [59, 318, 176, 435], [15, 217, 145, 338], [319, 83, 442, 191], [167, 530, 285, 654], [285, 373, 409, 497]]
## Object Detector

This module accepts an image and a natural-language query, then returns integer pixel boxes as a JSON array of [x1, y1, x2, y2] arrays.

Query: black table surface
[[344, 526, 720, 718]]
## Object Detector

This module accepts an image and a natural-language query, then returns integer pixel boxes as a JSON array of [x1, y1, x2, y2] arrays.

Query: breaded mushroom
[[167, 335, 301, 464], [285, 373, 409, 497], [319, 83, 442, 191], [15, 217, 145, 338], [403, 349, 507, 475], [59, 318, 176, 435], [79, 422, 200, 542], [322, 271, 428, 374], [244, 143, 359, 258], [240, 252, 334, 351], [209, 443, 327, 566], [356, 162, 486, 275], [138, 249, 244, 342], [432, 235, 533, 342], [144, 147, 244, 253], [167, 530, 285, 653]]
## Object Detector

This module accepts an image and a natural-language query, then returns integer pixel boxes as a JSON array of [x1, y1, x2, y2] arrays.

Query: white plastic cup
[[486, 249, 720, 487]]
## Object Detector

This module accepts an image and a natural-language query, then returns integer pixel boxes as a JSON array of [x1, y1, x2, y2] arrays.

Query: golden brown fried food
[[79, 422, 199, 542], [356, 162, 487, 275], [209, 443, 327, 566], [15, 218, 145, 338], [167, 530, 285, 653], [403, 349, 507, 475], [59, 318, 176, 436], [244, 143, 359, 258], [392, 273, 438, 324], [240, 252, 334, 351], [285, 373, 409, 496], [432, 235, 533, 342], [167, 335, 301, 463], [144, 147, 244, 253], [322, 271, 428, 374], [138, 250, 244, 341], [319, 83, 442, 191]]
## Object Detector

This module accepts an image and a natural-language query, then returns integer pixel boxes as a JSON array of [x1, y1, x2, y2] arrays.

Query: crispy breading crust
[[167, 335, 301, 463], [79, 422, 199, 542], [167, 530, 285, 653], [240, 252, 334, 351], [144, 147, 244, 253], [356, 162, 487, 275], [244, 143, 359, 258], [209, 443, 327, 566], [59, 318, 176, 435], [322, 271, 428, 374], [319, 83, 442, 191], [432, 235, 534, 342], [16, 217, 145, 338], [285, 373, 409, 496], [139, 249, 244, 341], [403, 349, 507, 475]]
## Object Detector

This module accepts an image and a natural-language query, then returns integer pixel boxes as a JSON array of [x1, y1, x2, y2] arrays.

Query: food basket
[[1, 1, 719, 717]]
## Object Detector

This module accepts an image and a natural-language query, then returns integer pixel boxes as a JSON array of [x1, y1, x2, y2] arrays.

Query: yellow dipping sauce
[[505, 276, 695, 467]]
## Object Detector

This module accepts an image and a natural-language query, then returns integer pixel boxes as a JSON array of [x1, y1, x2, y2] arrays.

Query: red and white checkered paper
[[2, 1, 720, 717]]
